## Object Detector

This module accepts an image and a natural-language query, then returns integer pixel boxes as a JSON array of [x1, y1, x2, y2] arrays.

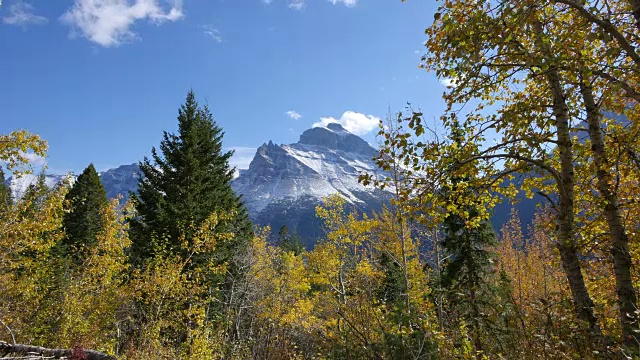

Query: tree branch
[[0, 320, 15, 345], [457, 153, 562, 186], [554, 0, 640, 68], [593, 69, 640, 102]]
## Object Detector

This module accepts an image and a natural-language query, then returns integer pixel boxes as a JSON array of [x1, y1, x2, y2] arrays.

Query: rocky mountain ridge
[[6, 124, 391, 245]]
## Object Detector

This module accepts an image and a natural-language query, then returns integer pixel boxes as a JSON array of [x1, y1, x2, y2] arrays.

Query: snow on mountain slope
[[6, 164, 140, 202], [231, 123, 391, 243], [6, 123, 390, 245], [232, 123, 387, 213], [7, 173, 73, 200]]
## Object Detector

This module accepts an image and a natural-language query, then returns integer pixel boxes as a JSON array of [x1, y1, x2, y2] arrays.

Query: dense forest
[[3, 0, 640, 358]]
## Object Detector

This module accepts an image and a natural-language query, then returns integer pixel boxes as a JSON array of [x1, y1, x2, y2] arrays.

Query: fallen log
[[0, 341, 115, 360]]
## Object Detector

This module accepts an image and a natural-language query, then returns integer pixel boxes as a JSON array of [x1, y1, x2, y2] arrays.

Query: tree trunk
[[0, 341, 115, 360], [534, 20, 602, 337], [552, 75, 602, 335], [580, 76, 638, 346]]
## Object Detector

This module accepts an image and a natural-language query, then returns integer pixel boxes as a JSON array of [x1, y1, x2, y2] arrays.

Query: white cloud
[[0, 152, 48, 177], [288, 0, 305, 10], [268, 0, 355, 10], [439, 77, 457, 88], [2, 1, 48, 27], [61, 0, 184, 47], [328, 0, 357, 7], [20, 152, 47, 170], [313, 111, 381, 135], [285, 110, 302, 120], [228, 146, 256, 170], [203, 24, 222, 42], [227, 146, 256, 179]]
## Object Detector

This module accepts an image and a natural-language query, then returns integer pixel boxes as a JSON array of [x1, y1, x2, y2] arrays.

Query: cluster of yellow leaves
[[251, 233, 318, 332], [496, 209, 568, 309], [0, 181, 66, 345], [45, 198, 129, 354], [0, 132, 233, 358], [124, 212, 239, 359], [246, 194, 439, 359], [495, 208, 613, 357], [0, 131, 47, 175]]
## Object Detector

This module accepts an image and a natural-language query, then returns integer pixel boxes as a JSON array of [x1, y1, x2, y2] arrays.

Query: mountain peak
[[232, 124, 390, 245], [325, 122, 347, 132], [298, 124, 375, 156]]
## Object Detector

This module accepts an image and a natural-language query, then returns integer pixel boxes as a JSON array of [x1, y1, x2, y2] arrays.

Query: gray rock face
[[6, 164, 140, 203], [6, 124, 391, 246], [231, 124, 391, 245], [99, 163, 142, 202], [298, 123, 376, 157]]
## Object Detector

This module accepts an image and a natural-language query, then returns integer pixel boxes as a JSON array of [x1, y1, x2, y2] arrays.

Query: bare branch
[[0, 320, 15, 345]]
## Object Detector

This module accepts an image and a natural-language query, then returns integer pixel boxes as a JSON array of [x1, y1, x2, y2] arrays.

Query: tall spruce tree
[[61, 164, 109, 261], [129, 90, 252, 265], [0, 167, 12, 209], [439, 183, 502, 353], [440, 202, 498, 296], [437, 122, 509, 354]]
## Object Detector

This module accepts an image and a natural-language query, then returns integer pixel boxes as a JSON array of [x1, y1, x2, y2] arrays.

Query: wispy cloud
[[328, 0, 357, 7], [285, 110, 302, 120], [288, 0, 305, 10], [21, 152, 47, 170], [202, 24, 222, 42], [2, 1, 48, 28], [264, 0, 355, 10], [61, 0, 184, 47], [313, 111, 381, 135]]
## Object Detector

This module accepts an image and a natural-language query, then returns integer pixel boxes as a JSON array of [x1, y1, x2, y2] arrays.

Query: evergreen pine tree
[[439, 184, 501, 353], [438, 122, 509, 354], [61, 164, 109, 262], [129, 90, 252, 265], [0, 167, 12, 209], [440, 202, 498, 293]]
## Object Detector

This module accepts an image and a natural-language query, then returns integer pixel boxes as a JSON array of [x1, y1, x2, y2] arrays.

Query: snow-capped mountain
[[6, 124, 390, 245], [7, 173, 73, 200], [99, 163, 142, 201], [7, 164, 141, 202], [231, 123, 391, 244], [4, 123, 540, 245]]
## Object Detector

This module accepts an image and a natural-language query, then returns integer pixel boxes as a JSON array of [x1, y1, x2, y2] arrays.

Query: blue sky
[[0, 0, 446, 175]]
